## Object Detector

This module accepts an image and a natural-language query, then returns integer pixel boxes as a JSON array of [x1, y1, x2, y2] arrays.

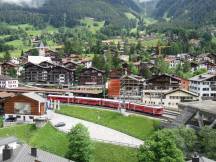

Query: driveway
[[47, 110, 143, 148]]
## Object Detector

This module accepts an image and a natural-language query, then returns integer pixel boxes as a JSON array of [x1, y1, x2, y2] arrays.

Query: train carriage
[[101, 99, 120, 109], [47, 95, 164, 116], [74, 97, 101, 106]]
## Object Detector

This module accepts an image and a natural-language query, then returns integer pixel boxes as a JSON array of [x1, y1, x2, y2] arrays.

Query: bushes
[[66, 124, 94, 162]]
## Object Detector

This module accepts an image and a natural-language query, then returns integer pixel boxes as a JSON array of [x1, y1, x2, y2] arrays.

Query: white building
[[163, 89, 198, 111], [28, 56, 52, 65], [0, 75, 18, 89], [143, 88, 198, 111], [189, 73, 216, 100]]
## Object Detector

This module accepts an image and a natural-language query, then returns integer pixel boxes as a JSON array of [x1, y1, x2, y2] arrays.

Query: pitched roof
[[0, 92, 15, 98], [189, 73, 216, 81], [2, 144, 73, 162], [0, 136, 18, 146], [39, 41, 45, 48], [121, 75, 145, 82], [187, 156, 216, 162], [147, 73, 182, 82], [22, 92, 46, 103], [164, 88, 198, 97]]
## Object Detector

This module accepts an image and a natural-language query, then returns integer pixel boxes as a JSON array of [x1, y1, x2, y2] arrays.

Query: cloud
[[0, 0, 45, 8]]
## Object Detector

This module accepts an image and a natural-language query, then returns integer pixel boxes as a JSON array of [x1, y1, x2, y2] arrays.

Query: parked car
[[54, 122, 66, 127], [5, 117, 17, 122]]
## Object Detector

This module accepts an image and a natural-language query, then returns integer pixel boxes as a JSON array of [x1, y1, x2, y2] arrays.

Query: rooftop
[[165, 88, 198, 97], [187, 156, 216, 162], [22, 92, 46, 103], [0, 92, 15, 99], [189, 73, 216, 81], [0, 136, 18, 147], [179, 100, 216, 115], [2, 144, 73, 162]]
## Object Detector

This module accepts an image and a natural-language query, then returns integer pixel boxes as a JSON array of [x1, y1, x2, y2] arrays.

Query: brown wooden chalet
[[78, 67, 105, 85], [64, 61, 79, 70], [4, 92, 46, 122], [22, 61, 75, 85], [146, 74, 182, 90]]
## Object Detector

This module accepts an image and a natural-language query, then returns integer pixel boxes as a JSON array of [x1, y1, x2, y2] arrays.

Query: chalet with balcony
[[78, 67, 105, 85], [143, 74, 188, 105], [22, 61, 75, 85]]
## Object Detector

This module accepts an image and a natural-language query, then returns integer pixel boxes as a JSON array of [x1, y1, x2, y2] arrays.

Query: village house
[[0, 136, 72, 162], [162, 89, 198, 111], [0, 62, 18, 76], [78, 67, 105, 85], [4, 92, 47, 122], [143, 74, 189, 105], [0, 75, 18, 89], [198, 61, 216, 73], [22, 61, 75, 85], [189, 73, 216, 100], [196, 53, 216, 64], [62, 54, 92, 68], [164, 55, 182, 68]]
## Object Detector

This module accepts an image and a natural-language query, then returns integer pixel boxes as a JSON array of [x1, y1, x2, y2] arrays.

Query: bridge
[[0, 87, 102, 96], [169, 100, 216, 128]]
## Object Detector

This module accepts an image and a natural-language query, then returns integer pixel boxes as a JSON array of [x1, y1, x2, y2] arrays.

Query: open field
[[0, 124, 138, 162], [0, 23, 58, 58], [57, 105, 160, 140], [80, 17, 104, 33]]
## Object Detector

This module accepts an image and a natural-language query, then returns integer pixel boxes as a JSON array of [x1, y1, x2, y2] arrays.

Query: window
[[203, 94, 209, 97], [203, 88, 209, 91], [14, 102, 31, 115]]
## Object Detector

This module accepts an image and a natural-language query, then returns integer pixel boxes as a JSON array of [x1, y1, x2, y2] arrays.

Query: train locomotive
[[47, 95, 164, 116]]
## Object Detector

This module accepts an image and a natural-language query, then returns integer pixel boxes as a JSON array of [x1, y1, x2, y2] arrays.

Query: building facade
[[0, 75, 18, 89], [163, 89, 198, 111], [78, 67, 105, 85], [22, 61, 75, 85], [4, 93, 46, 122], [143, 74, 183, 105], [189, 73, 216, 100], [120, 75, 145, 101]]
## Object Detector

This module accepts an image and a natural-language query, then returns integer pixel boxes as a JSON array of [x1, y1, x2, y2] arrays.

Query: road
[[47, 110, 144, 148]]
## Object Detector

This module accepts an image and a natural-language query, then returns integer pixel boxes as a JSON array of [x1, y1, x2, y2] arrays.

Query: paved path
[[47, 110, 143, 148]]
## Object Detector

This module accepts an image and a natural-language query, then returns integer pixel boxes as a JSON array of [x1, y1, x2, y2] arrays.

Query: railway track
[[60, 103, 172, 121]]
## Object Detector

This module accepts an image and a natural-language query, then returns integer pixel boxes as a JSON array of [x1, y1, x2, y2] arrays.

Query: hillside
[[153, 0, 216, 25], [0, 0, 141, 28]]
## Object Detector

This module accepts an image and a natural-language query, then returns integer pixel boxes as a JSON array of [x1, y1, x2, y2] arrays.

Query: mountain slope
[[0, 0, 141, 28], [154, 0, 216, 25]]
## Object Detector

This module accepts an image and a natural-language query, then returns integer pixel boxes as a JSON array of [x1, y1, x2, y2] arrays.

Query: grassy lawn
[[94, 142, 138, 162], [80, 17, 104, 33], [125, 12, 137, 20], [0, 124, 138, 162], [57, 105, 160, 140]]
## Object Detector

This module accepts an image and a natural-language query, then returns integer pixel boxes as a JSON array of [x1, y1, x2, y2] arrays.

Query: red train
[[47, 95, 164, 116]]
